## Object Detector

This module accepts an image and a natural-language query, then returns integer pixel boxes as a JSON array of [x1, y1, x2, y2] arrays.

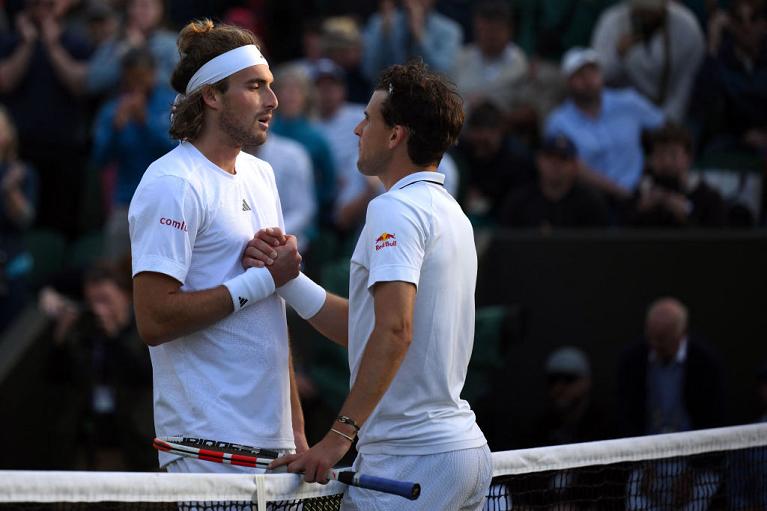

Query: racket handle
[[335, 471, 420, 500]]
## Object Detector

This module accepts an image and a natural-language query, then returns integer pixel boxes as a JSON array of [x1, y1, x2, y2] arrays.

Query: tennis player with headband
[[128, 20, 311, 473], [246, 61, 492, 509]]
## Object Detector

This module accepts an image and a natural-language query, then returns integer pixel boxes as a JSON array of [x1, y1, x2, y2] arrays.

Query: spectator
[[617, 297, 726, 437], [546, 47, 665, 205], [47, 260, 154, 470], [320, 16, 371, 105], [271, 63, 337, 228], [0, 0, 92, 237], [310, 58, 372, 234], [528, 346, 614, 447], [83, 2, 119, 48], [362, 0, 463, 81], [245, 133, 316, 254], [0, 105, 36, 332], [620, 301, 724, 511], [86, 0, 178, 96], [691, 0, 767, 160], [451, 0, 528, 113], [629, 123, 728, 227], [453, 100, 535, 223], [91, 47, 176, 261], [499, 134, 610, 229], [592, 0, 705, 121]]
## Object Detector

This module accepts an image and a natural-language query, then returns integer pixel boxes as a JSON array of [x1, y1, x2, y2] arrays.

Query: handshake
[[242, 227, 301, 288], [224, 227, 326, 320]]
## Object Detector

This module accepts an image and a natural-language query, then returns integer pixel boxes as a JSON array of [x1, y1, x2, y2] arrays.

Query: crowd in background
[[0, 0, 766, 471]]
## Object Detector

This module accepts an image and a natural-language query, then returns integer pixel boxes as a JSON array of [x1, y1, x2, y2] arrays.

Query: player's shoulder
[[237, 149, 277, 181]]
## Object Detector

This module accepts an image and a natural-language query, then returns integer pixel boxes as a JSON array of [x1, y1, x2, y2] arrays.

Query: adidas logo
[[239, 297, 248, 307], [242, 199, 251, 212]]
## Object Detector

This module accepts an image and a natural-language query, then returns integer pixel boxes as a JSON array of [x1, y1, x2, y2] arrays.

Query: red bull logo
[[375, 232, 397, 251]]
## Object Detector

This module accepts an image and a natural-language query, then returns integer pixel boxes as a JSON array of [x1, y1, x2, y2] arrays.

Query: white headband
[[185, 44, 268, 94]]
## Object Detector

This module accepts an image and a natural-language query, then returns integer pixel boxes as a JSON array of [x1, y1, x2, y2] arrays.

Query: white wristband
[[277, 272, 327, 319], [223, 267, 276, 312]]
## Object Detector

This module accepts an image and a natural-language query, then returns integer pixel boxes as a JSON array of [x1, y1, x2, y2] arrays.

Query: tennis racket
[[153, 436, 421, 501]]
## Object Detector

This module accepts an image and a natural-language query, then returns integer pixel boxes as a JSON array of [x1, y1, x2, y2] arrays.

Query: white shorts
[[341, 445, 492, 511]]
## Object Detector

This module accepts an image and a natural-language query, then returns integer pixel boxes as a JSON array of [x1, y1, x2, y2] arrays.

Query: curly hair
[[375, 61, 464, 167], [169, 19, 260, 141]]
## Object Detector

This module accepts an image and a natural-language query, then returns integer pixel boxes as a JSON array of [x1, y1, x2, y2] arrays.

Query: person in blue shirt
[[546, 47, 665, 207], [362, 0, 463, 81], [91, 47, 175, 261]]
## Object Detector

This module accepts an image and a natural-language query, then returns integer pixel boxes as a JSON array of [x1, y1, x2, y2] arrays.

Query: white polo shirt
[[348, 171, 487, 455], [129, 142, 294, 467]]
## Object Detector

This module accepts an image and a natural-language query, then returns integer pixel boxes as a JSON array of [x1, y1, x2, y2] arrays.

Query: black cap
[[540, 134, 578, 159]]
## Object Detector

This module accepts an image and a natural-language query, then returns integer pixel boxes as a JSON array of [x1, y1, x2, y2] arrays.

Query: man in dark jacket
[[617, 297, 726, 437]]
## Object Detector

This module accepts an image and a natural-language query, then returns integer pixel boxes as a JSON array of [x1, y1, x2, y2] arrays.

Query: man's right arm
[[133, 271, 235, 346], [134, 237, 301, 346]]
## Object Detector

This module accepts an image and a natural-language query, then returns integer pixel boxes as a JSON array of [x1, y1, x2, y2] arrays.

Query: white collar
[[392, 171, 445, 190]]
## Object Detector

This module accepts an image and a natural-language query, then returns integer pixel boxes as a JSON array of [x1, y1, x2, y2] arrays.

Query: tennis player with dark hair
[[128, 19, 310, 473], [249, 61, 491, 509]]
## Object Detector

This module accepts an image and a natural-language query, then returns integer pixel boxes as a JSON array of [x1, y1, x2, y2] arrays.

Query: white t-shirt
[[348, 171, 487, 455], [128, 142, 293, 467]]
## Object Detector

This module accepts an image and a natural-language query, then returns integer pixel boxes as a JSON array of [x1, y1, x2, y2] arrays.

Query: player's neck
[[192, 129, 242, 174], [380, 157, 438, 190]]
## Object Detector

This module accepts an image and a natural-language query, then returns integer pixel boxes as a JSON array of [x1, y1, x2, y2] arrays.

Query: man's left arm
[[270, 281, 416, 482]]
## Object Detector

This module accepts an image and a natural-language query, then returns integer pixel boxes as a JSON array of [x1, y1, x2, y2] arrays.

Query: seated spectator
[[91, 48, 175, 261], [499, 134, 610, 229], [320, 16, 372, 105], [362, 0, 463, 81], [592, 0, 705, 121], [629, 123, 728, 227], [0, 0, 92, 237], [528, 346, 614, 446], [452, 101, 535, 223], [86, 0, 178, 96], [451, 0, 528, 113], [245, 133, 316, 254], [617, 297, 726, 437], [271, 63, 337, 228], [0, 105, 36, 332], [690, 0, 767, 161], [546, 47, 665, 204], [619, 301, 724, 510]]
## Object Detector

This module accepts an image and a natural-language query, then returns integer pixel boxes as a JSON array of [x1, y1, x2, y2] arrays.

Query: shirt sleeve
[[629, 90, 665, 129], [128, 174, 203, 284], [364, 195, 427, 289]]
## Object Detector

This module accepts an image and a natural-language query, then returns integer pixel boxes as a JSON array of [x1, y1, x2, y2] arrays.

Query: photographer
[[46, 260, 154, 470], [592, 0, 705, 121]]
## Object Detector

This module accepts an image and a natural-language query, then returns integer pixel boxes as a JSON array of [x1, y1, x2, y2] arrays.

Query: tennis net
[[1, 423, 765, 510]]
